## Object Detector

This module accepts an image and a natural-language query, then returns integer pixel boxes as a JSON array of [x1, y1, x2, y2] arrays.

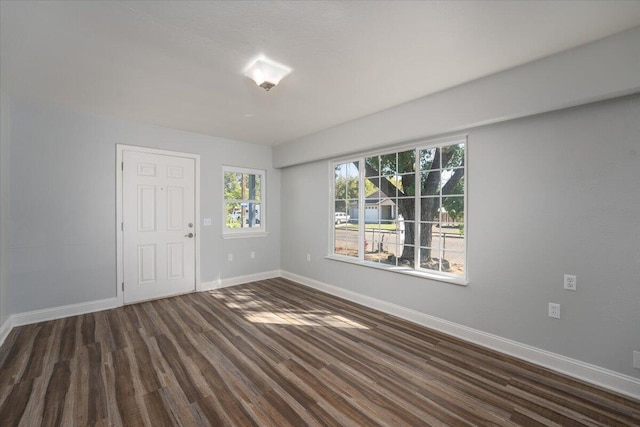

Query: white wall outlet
[[203, 217, 212, 226], [228, 253, 233, 262], [564, 274, 577, 291], [634, 351, 640, 369], [548, 303, 561, 319], [250, 251, 255, 259], [306, 253, 311, 262]]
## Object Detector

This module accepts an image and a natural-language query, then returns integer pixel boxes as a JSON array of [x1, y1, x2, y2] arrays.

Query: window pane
[[365, 178, 380, 198], [419, 222, 439, 247], [421, 170, 441, 196], [346, 176, 359, 200], [397, 150, 416, 174], [442, 196, 464, 225], [242, 202, 261, 228], [397, 174, 416, 196], [365, 156, 380, 177], [420, 247, 441, 270], [378, 176, 396, 198], [380, 153, 396, 175], [398, 245, 414, 268], [420, 197, 440, 222], [335, 227, 358, 257], [419, 148, 437, 171], [396, 198, 415, 220], [224, 172, 243, 200], [334, 165, 346, 199], [441, 169, 464, 194], [245, 174, 260, 201], [253, 175, 262, 200], [441, 143, 465, 169], [346, 162, 359, 179], [226, 202, 243, 228], [334, 160, 359, 257]]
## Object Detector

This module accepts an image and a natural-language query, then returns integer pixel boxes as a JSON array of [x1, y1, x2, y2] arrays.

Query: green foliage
[[224, 172, 242, 200], [224, 172, 261, 201], [335, 177, 359, 200]]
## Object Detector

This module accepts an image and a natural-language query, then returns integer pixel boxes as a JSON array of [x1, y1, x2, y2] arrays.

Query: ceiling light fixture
[[243, 56, 292, 91]]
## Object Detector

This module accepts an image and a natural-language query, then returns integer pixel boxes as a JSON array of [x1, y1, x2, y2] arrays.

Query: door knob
[[188, 223, 193, 228], [185, 233, 194, 238]]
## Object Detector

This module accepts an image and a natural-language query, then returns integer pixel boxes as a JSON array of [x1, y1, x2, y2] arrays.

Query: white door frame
[[116, 144, 201, 306]]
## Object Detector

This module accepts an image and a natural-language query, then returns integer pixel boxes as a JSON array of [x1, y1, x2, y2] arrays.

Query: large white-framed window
[[223, 166, 266, 238], [330, 136, 467, 284]]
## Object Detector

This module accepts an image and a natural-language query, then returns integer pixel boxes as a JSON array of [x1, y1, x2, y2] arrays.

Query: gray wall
[[0, 93, 10, 326], [281, 95, 640, 378], [8, 99, 280, 313]]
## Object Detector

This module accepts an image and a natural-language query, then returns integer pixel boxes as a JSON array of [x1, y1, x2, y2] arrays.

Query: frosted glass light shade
[[244, 57, 292, 91]]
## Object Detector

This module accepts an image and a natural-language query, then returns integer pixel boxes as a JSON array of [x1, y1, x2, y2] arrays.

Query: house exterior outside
[[349, 190, 397, 223]]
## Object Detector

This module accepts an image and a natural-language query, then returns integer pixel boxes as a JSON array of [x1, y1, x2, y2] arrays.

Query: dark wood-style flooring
[[0, 278, 638, 426]]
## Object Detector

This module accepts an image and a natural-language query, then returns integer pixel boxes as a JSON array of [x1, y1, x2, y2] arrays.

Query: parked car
[[335, 212, 350, 224]]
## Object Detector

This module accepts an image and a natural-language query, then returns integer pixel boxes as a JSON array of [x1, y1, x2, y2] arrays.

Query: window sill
[[222, 231, 269, 239], [325, 255, 468, 286]]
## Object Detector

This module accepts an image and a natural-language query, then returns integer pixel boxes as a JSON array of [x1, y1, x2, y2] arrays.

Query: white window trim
[[222, 165, 267, 238], [328, 135, 468, 285]]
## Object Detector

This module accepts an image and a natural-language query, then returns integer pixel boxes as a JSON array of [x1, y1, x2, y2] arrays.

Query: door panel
[[137, 185, 156, 232], [123, 150, 195, 304], [137, 244, 157, 284], [167, 187, 184, 231], [167, 243, 184, 280]]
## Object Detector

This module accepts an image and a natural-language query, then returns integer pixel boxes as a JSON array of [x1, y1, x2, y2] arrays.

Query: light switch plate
[[203, 218, 212, 226]]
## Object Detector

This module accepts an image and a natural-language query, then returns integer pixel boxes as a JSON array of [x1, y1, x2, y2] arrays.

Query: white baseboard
[[198, 280, 220, 292], [220, 269, 281, 288], [0, 297, 120, 348], [0, 316, 14, 347], [200, 270, 282, 292], [281, 270, 640, 399], [11, 297, 120, 328]]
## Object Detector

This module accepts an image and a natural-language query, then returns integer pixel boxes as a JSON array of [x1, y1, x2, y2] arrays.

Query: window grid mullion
[[438, 148, 443, 273], [359, 158, 365, 262], [414, 148, 420, 271]]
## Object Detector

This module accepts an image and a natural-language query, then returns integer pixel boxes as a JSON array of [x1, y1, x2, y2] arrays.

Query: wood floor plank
[[1, 278, 639, 426]]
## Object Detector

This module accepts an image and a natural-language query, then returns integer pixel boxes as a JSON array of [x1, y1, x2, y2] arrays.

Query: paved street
[[334, 225, 464, 265]]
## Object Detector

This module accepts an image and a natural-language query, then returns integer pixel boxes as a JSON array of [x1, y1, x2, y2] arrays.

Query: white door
[[122, 150, 196, 304]]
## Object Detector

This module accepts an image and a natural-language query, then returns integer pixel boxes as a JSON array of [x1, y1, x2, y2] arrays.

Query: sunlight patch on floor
[[244, 311, 369, 329]]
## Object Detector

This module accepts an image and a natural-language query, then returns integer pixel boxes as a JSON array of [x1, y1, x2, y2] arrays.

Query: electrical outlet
[[634, 351, 640, 369], [250, 251, 255, 259], [548, 303, 561, 319], [306, 253, 311, 262], [564, 274, 577, 291], [228, 253, 233, 262]]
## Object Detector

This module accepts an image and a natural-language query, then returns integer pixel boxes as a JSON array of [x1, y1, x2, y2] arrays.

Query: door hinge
[[121, 161, 124, 171], [121, 282, 124, 292], [121, 222, 123, 231]]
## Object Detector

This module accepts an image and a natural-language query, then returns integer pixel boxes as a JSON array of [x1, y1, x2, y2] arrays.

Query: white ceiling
[[2, 1, 640, 146]]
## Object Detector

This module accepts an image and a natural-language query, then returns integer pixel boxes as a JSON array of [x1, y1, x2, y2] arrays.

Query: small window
[[223, 166, 265, 236]]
